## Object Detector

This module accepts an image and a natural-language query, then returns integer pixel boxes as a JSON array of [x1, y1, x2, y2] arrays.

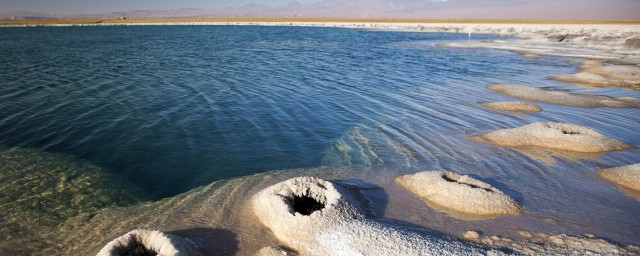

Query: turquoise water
[[1, 26, 640, 251]]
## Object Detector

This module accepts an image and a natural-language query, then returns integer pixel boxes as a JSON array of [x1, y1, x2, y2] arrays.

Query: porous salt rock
[[598, 163, 640, 196], [482, 101, 542, 113], [97, 229, 197, 256], [488, 84, 640, 108], [395, 171, 522, 218], [471, 122, 631, 153], [252, 177, 492, 255]]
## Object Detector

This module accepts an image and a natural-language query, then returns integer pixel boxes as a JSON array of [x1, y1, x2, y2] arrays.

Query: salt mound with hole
[[482, 101, 542, 113], [395, 171, 522, 218], [598, 163, 640, 194], [471, 122, 631, 153], [97, 229, 197, 256], [488, 84, 640, 108], [252, 177, 493, 255]]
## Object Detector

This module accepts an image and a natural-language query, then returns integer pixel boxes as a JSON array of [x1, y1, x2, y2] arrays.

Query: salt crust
[[471, 122, 631, 153], [467, 232, 639, 256], [598, 163, 640, 193], [97, 229, 197, 256], [482, 101, 542, 113], [252, 177, 493, 255], [488, 84, 640, 108], [550, 65, 640, 90], [395, 171, 522, 218], [255, 246, 293, 256]]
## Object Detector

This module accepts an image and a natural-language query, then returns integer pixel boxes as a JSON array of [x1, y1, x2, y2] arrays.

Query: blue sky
[[1, 0, 638, 20], [0, 0, 321, 15]]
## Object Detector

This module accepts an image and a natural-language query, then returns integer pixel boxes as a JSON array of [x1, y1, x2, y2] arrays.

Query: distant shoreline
[[1, 18, 640, 27]]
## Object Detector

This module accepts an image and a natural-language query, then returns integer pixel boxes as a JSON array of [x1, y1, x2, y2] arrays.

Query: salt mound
[[522, 53, 542, 59], [97, 229, 197, 256], [551, 65, 640, 90], [579, 60, 603, 69], [471, 122, 631, 153], [395, 171, 522, 218], [482, 101, 542, 113], [598, 163, 640, 195], [488, 84, 640, 108], [252, 177, 492, 255]]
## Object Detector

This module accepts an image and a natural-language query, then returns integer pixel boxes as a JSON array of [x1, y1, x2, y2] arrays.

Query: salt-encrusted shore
[[3, 21, 639, 256]]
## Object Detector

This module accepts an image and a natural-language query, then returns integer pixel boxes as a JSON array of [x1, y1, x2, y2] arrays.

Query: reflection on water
[[0, 25, 639, 254]]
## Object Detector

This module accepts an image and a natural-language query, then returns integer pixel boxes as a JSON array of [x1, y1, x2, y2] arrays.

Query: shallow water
[[1, 25, 639, 254]]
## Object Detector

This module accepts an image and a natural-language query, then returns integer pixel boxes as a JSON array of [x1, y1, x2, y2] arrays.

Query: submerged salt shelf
[[1, 25, 640, 255]]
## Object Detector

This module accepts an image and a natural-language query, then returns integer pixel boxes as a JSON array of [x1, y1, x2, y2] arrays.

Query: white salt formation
[[466, 231, 640, 255], [598, 163, 640, 196], [471, 122, 631, 153], [482, 101, 542, 113], [550, 65, 640, 90], [97, 229, 197, 256], [488, 84, 640, 108], [395, 171, 522, 218], [252, 177, 493, 255]]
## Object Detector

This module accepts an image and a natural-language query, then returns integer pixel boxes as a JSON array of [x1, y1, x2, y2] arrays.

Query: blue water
[[0, 26, 506, 198], [2, 26, 640, 248]]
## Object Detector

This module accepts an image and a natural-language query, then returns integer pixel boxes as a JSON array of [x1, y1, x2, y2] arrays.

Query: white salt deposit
[[251, 177, 493, 255], [488, 84, 640, 108], [482, 101, 542, 113], [471, 122, 631, 153], [598, 163, 640, 195], [395, 171, 522, 218], [551, 65, 640, 90], [97, 229, 197, 256], [467, 232, 639, 255]]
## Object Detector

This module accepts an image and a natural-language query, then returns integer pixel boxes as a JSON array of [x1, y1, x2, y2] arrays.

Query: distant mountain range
[[1, 0, 639, 20]]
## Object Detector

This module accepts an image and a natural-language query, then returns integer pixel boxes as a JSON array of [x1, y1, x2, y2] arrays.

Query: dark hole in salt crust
[[291, 195, 325, 215], [544, 124, 581, 135], [441, 174, 493, 192], [561, 129, 580, 135], [114, 237, 158, 256]]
